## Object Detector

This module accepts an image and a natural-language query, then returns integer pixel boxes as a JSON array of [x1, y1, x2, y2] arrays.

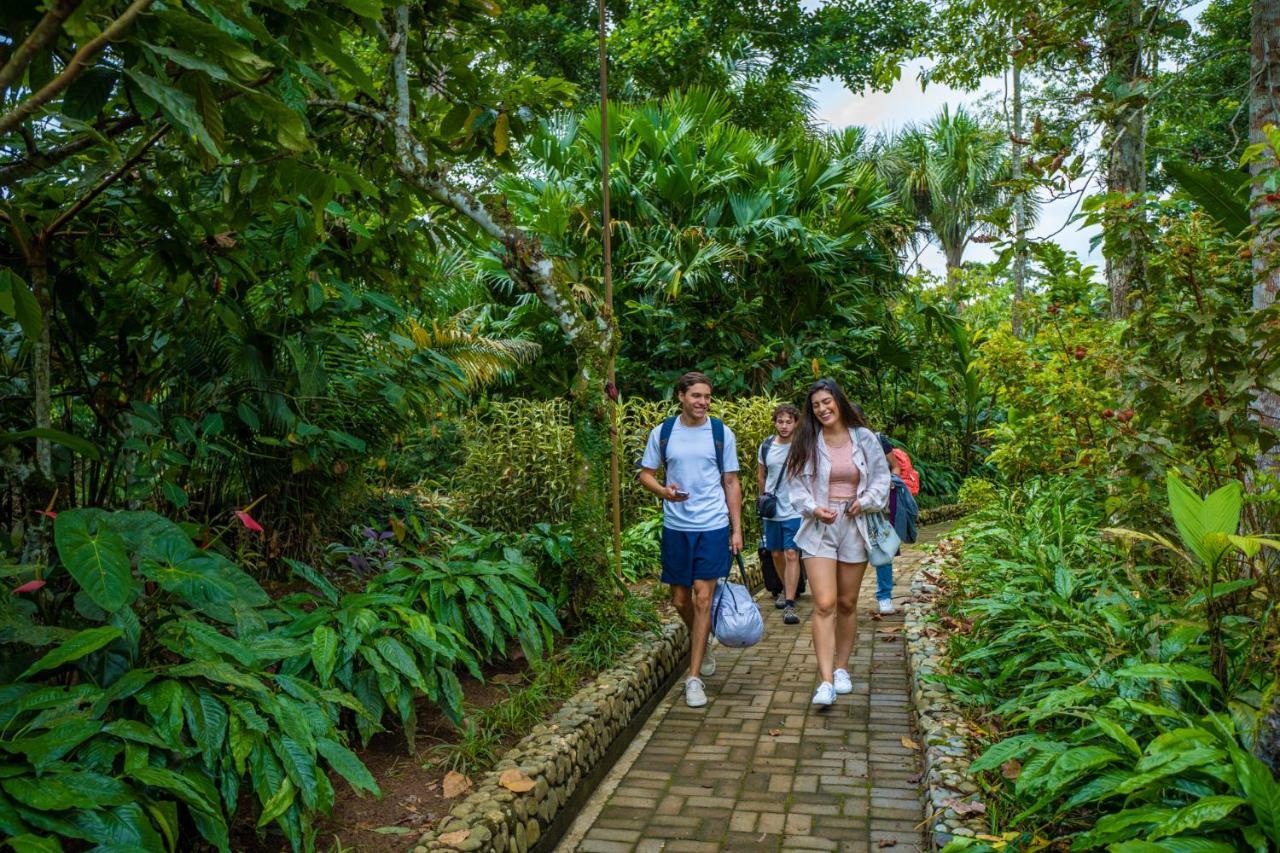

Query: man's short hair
[[675, 371, 713, 395], [772, 403, 800, 422]]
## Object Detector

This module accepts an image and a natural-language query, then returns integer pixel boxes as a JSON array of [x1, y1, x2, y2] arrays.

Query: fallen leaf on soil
[[869, 611, 883, 621], [1001, 759, 1022, 780], [442, 771, 472, 799], [976, 835, 1004, 842], [499, 768, 536, 793], [942, 797, 987, 817], [900, 736, 920, 750], [768, 728, 784, 736], [877, 841, 897, 848], [373, 826, 415, 835], [492, 673, 523, 685], [907, 772, 923, 784], [879, 635, 897, 642], [877, 624, 902, 632], [438, 829, 470, 846]]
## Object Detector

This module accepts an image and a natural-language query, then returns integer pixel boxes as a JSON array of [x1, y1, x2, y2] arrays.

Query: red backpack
[[891, 448, 920, 496]]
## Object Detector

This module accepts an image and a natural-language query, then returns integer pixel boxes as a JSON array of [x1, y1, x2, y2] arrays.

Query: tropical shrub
[[619, 508, 665, 583], [936, 477, 1279, 850], [280, 520, 563, 749], [956, 477, 998, 513], [978, 308, 1125, 480], [456, 396, 780, 540], [1, 510, 378, 850], [1, 505, 565, 849]]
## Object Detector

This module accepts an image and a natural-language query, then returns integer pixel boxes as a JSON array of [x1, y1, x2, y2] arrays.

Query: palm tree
[[495, 88, 911, 394], [879, 106, 1013, 278]]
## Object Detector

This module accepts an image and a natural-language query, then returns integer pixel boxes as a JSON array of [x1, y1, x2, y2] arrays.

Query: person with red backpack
[[873, 434, 919, 614]]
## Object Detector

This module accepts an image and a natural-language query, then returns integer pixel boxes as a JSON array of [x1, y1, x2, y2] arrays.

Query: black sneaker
[[774, 592, 787, 609], [783, 605, 799, 625]]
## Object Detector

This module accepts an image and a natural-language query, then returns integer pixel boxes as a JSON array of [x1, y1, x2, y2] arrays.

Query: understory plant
[[1, 506, 565, 851], [937, 477, 1280, 851], [1, 510, 379, 851]]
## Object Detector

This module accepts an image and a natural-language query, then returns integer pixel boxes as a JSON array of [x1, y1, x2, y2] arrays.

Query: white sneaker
[[700, 640, 716, 677], [811, 682, 836, 706], [833, 668, 853, 694], [878, 599, 896, 615], [685, 677, 707, 707]]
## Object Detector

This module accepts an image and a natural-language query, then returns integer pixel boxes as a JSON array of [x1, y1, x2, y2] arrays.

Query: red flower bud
[[1101, 408, 1114, 419]]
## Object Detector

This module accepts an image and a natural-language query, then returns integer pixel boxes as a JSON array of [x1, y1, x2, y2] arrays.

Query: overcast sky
[[808, 0, 1212, 279], [810, 60, 1101, 279]]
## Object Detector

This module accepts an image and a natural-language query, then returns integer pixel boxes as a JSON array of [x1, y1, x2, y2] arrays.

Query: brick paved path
[[558, 530, 949, 853]]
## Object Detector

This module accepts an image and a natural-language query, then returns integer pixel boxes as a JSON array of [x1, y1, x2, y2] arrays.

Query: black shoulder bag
[[755, 437, 788, 519]]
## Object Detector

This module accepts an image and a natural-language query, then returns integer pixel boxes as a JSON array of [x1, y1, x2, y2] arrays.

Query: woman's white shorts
[[799, 511, 869, 563]]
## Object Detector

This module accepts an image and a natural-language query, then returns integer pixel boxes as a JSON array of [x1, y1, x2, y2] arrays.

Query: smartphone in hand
[[672, 489, 690, 499]]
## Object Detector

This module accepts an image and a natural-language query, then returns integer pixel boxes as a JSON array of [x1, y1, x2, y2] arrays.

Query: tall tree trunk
[[372, 2, 621, 617], [1102, 0, 1147, 319], [1249, 0, 1280, 774], [30, 255, 53, 482], [1010, 55, 1028, 338], [944, 242, 965, 280]]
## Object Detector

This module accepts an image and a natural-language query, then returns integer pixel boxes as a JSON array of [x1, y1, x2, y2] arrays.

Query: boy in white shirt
[[757, 404, 803, 625], [637, 372, 743, 708]]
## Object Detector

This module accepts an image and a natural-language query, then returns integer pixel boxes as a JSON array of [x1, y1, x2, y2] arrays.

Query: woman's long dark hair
[[786, 378, 869, 478]]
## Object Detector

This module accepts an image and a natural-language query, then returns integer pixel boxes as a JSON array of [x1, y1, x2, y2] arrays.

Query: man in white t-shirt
[[638, 371, 743, 708], [757, 403, 803, 625]]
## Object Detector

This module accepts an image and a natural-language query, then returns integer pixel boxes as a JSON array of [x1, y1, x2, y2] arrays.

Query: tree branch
[[43, 125, 167, 238], [0, 0, 155, 138], [0, 0, 84, 98], [0, 115, 144, 187]]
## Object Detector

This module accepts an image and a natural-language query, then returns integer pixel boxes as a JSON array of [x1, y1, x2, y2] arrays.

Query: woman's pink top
[[826, 439, 859, 501]]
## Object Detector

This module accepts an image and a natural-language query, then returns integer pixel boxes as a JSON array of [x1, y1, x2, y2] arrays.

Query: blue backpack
[[656, 415, 727, 479]]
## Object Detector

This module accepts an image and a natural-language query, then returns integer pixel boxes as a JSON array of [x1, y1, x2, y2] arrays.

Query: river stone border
[[903, 536, 990, 848], [413, 555, 764, 853]]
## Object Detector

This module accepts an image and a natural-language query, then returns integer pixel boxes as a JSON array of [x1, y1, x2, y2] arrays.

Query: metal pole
[[598, 0, 623, 582]]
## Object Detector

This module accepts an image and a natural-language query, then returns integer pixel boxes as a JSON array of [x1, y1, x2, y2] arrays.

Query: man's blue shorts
[[661, 525, 731, 587], [764, 517, 801, 552]]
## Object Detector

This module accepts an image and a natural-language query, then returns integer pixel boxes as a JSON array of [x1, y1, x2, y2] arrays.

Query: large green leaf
[[127, 766, 218, 816], [1149, 795, 1246, 840], [1231, 747, 1280, 843], [1115, 664, 1222, 691], [273, 736, 319, 809], [255, 777, 295, 827], [61, 67, 119, 120], [0, 268, 41, 340], [1165, 161, 1249, 235], [0, 720, 102, 772], [311, 626, 338, 686], [6, 835, 63, 853], [19, 626, 123, 680], [0, 428, 100, 460], [124, 70, 221, 156], [1166, 473, 1241, 566], [316, 738, 379, 796], [53, 511, 135, 611], [70, 802, 164, 850]]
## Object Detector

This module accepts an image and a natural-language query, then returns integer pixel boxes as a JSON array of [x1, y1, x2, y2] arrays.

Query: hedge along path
[[557, 526, 956, 853]]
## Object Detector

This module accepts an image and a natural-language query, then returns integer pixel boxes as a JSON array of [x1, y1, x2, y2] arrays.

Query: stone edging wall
[[902, 539, 989, 848], [413, 554, 764, 853], [917, 503, 964, 526], [413, 618, 690, 852]]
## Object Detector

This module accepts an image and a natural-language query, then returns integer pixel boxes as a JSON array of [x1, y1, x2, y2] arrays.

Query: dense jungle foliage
[[1, 0, 1279, 848]]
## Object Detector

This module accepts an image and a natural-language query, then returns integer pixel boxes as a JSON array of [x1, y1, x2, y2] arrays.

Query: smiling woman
[[784, 378, 890, 705]]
